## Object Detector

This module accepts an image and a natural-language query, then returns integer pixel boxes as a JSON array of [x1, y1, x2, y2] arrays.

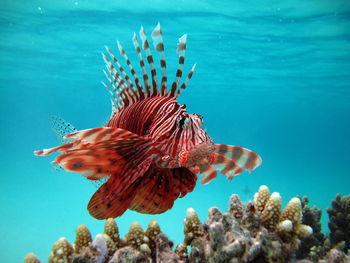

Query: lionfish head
[[177, 112, 215, 167], [170, 104, 214, 168]]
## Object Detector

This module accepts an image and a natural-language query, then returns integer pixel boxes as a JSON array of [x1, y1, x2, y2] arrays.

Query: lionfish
[[35, 24, 262, 219]]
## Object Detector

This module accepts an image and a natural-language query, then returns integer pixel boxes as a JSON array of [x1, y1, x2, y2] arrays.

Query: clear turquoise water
[[1, 0, 350, 262]]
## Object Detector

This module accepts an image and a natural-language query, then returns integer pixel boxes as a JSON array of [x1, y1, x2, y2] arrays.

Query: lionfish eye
[[177, 115, 189, 129]]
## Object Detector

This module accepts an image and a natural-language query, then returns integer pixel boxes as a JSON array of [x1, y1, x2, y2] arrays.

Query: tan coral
[[103, 233, 117, 261], [184, 208, 205, 245], [145, 219, 161, 242], [145, 219, 161, 256], [124, 221, 148, 249], [104, 218, 120, 245], [295, 224, 313, 238], [48, 237, 74, 263], [254, 185, 270, 213], [280, 197, 312, 239], [74, 224, 92, 253], [24, 253, 41, 263], [281, 197, 302, 225], [261, 192, 282, 231]]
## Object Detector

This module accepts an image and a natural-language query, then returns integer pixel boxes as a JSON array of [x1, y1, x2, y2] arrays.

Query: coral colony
[[25, 186, 350, 263]]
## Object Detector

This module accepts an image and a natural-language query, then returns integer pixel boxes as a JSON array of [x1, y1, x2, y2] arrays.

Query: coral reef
[[296, 196, 326, 261], [49, 237, 74, 263], [24, 253, 41, 263], [184, 187, 313, 263], [326, 194, 350, 253], [25, 186, 350, 263], [75, 225, 93, 254]]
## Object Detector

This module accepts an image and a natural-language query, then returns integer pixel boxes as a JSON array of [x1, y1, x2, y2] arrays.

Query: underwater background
[[1, 0, 349, 262]]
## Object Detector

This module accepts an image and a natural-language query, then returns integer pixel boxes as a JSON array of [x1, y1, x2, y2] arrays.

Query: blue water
[[1, 0, 350, 262]]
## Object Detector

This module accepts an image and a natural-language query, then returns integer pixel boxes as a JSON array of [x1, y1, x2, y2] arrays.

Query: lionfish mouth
[[178, 142, 215, 168]]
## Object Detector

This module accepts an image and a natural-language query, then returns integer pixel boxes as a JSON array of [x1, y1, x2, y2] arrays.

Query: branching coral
[[25, 186, 349, 263], [296, 196, 326, 261], [254, 185, 270, 213], [75, 224, 93, 254], [184, 208, 205, 245], [327, 194, 350, 252], [124, 222, 149, 252], [103, 234, 117, 261], [145, 219, 161, 260], [24, 253, 40, 263], [261, 192, 282, 231], [48, 237, 74, 263], [187, 189, 312, 263], [104, 218, 120, 246]]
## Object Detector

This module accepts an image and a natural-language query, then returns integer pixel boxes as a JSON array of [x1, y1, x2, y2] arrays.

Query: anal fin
[[87, 176, 138, 219], [129, 166, 196, 214], [88, 159, 152, 219]]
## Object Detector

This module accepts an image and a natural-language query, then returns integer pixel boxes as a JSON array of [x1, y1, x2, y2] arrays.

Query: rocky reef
[[25, 186, 350, 263]]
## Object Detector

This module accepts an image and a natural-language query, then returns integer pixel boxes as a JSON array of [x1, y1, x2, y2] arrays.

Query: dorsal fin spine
[[139, 26, 158, 96], [116, 40, 145, 100], [101, 80, 118, 108], [102, 64, 130, 109], [103, 55, 132, 106], [176, 63, 196, 98], [132, 33, 151, 97], [105, 46, 139, 102], [102, 53, 125, 106], [170, 34, 187, 97], [101, 81, 121, 113], [151, 23, 167, 95], [102, 25, 196, 114], [101, 80, 123, 110]]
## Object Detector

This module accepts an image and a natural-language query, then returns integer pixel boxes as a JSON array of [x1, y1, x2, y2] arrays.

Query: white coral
[[92, 234, 107, 263]]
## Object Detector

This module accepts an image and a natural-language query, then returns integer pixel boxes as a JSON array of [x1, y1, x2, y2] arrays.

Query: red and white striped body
[[108, 95, 213, 169]]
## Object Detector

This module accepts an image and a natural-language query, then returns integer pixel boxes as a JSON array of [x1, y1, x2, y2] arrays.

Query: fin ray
[[170, 34, 187, 97], [35, 127, 153, 180], [129, 167, 196, 214], [102, 25, 195, 109], [132, 34, 151, 97], [199, 164, 217, 185], [139, 26, 158, 96], [214, 144, 262, 172], [151, 23, 167, 95]]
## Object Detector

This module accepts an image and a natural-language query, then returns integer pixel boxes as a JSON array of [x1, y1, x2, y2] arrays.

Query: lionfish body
[[35, 24, 262, 219]]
